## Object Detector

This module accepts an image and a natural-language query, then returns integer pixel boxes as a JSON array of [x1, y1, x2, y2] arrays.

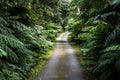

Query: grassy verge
[[68, 36, 97, 80], [28, 49, 54, 80]]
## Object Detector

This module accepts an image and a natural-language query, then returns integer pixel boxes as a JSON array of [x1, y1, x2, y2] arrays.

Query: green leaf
[[0, 71, 5, 80], [0, 49, 7, 57], [102, 45, 120, 52]]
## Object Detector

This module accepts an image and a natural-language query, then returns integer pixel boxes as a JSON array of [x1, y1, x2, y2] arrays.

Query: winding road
[[35, 32, 85, 80]]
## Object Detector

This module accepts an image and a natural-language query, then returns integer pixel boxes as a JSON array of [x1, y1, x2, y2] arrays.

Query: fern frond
[[0, 17, 7, 25], [7, 20, 26, 31], [101, 11, 120, 19], [2, 69, 22, 80], [102, 45, 120, 52], [0, 34, 23, 47], [78, 33, 94, 40], [0, 71, 5, 80], [85, 40, 96, 47], [6, 63, 25, 73], [0, 44, 18, 62], [0, 49, 7, 57], [44, 6, 54, 17], [0, 34, 32, 61], [94, 58, 114, 73], [105, 26, 120, 46], [4, 16, 20, 20], [99, 52, 120, 62], [17, 46, 32, 56], [112, 0, 120, 8], [0, 24, 14, 34]]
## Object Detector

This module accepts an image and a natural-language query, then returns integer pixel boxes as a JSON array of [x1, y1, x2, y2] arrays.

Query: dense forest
[[0, 0, 69, 80], [69, 0, 120, 80], [0, 0, 120, 80]]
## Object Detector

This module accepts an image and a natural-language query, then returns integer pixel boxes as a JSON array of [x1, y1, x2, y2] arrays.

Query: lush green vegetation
[[68, 38, 96, 80], [0, 0, 70, 80], [1, 0, 120, 80], [68, 0, 120, 80]]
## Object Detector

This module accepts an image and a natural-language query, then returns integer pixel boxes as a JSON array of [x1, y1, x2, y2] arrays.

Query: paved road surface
[[35, 32, 85, 80]]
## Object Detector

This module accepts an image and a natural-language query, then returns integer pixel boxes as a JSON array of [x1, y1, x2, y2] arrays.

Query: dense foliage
[[69, 0, 120, 80], [0, 0, 70, 80]]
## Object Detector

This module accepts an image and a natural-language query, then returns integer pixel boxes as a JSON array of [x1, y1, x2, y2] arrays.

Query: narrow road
[[35, 32, 85, 80]]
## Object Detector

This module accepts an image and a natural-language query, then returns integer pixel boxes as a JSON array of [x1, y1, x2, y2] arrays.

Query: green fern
[[7, 20, 26, 31], [2, 69, 22, 80], [70, 0, 120, 80], [105, 26, 120, 46], [0, 43, 19, 62], [93, 57, 114, 73], [99, 52, 119, 62], [0, 49, 7, 57], [0, 24, 13, 34], [0, 17, 7, 25], [0, 71, 6, 80], [102, 45, 120, 52], [0, 34, 23, 46]]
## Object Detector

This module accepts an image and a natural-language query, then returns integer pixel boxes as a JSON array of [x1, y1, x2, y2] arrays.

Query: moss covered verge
[[68, 35, 97, 80], [28, 48, 54, 80]]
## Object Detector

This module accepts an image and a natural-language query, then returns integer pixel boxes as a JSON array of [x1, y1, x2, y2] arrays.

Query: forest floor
[[35, 32, 85, 80]]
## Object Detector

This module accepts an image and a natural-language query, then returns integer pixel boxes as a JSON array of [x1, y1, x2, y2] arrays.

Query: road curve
[[35, 32, 85, 80]]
